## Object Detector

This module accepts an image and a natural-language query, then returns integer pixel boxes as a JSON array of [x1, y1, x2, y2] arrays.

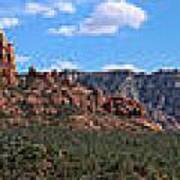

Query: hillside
[[77, 70, 180, 130], [0, 125, 180, 179], [0, 72, 162, 132]]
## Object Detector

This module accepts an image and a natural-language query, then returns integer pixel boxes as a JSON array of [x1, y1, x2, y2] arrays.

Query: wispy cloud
[[48, 0, 147, 36], [0, 17, 19, 29], [48, 25, 77, 36], [40, 60, 80, 72], [102, 63, 145, 72], [55, 2, 76, 14], [16, 55, 30, 63], [25, 2, 56, 17], [25, 1, 76, 17]]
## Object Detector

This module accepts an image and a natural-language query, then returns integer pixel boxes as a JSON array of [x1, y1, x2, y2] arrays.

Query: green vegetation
[[0, 74, 5, 90], [56, 104, 82, 119], [0, 125, 180, 179], [0, 110, 11, 119]]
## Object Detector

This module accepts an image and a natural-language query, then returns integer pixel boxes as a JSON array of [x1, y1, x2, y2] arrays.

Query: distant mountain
[[76, 69, 180, 130]]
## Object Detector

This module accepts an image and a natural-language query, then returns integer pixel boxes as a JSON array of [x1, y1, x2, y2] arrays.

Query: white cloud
[[25, 2, 56, 17], [0, 17, 19, 29], [56, 2, 76, 14], [79, 1, 147, 35], [25, 2, 76, 17], [16, 55, 30, 63], [40, 60, 79, 72], [48, 1, 147, 36], [48, 25, 77, 36], [102, 64, 144, 72]]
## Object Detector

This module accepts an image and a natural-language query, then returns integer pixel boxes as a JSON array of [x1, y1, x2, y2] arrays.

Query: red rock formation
[[0, 30, 16, 84], [102, 96, 146, 117]]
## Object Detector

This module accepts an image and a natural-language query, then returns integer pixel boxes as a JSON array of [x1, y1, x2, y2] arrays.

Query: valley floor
[[0, 123, 180, 179]]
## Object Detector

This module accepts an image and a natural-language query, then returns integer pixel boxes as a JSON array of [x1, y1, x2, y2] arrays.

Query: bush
[[0, 125, 180, 179], [57, 104, 82, 119], [0, 110, 11, 119]]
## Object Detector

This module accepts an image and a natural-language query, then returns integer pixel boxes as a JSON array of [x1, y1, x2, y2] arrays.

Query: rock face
[[0, 71, 162, 132], [0, 66, 179, 130], [76, 69, 180, 129], [135, 70, 180, 123], [0, 30, 16, 85], [0, 72, 145, 118], [102, 96, 146, 117]]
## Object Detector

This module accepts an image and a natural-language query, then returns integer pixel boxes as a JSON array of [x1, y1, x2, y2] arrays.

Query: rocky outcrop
[[0, 74, 162, 132], [76, 69, 180, 129]]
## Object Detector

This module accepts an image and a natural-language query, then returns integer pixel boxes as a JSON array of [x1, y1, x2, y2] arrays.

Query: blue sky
[[0, 0, 180, 72]]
